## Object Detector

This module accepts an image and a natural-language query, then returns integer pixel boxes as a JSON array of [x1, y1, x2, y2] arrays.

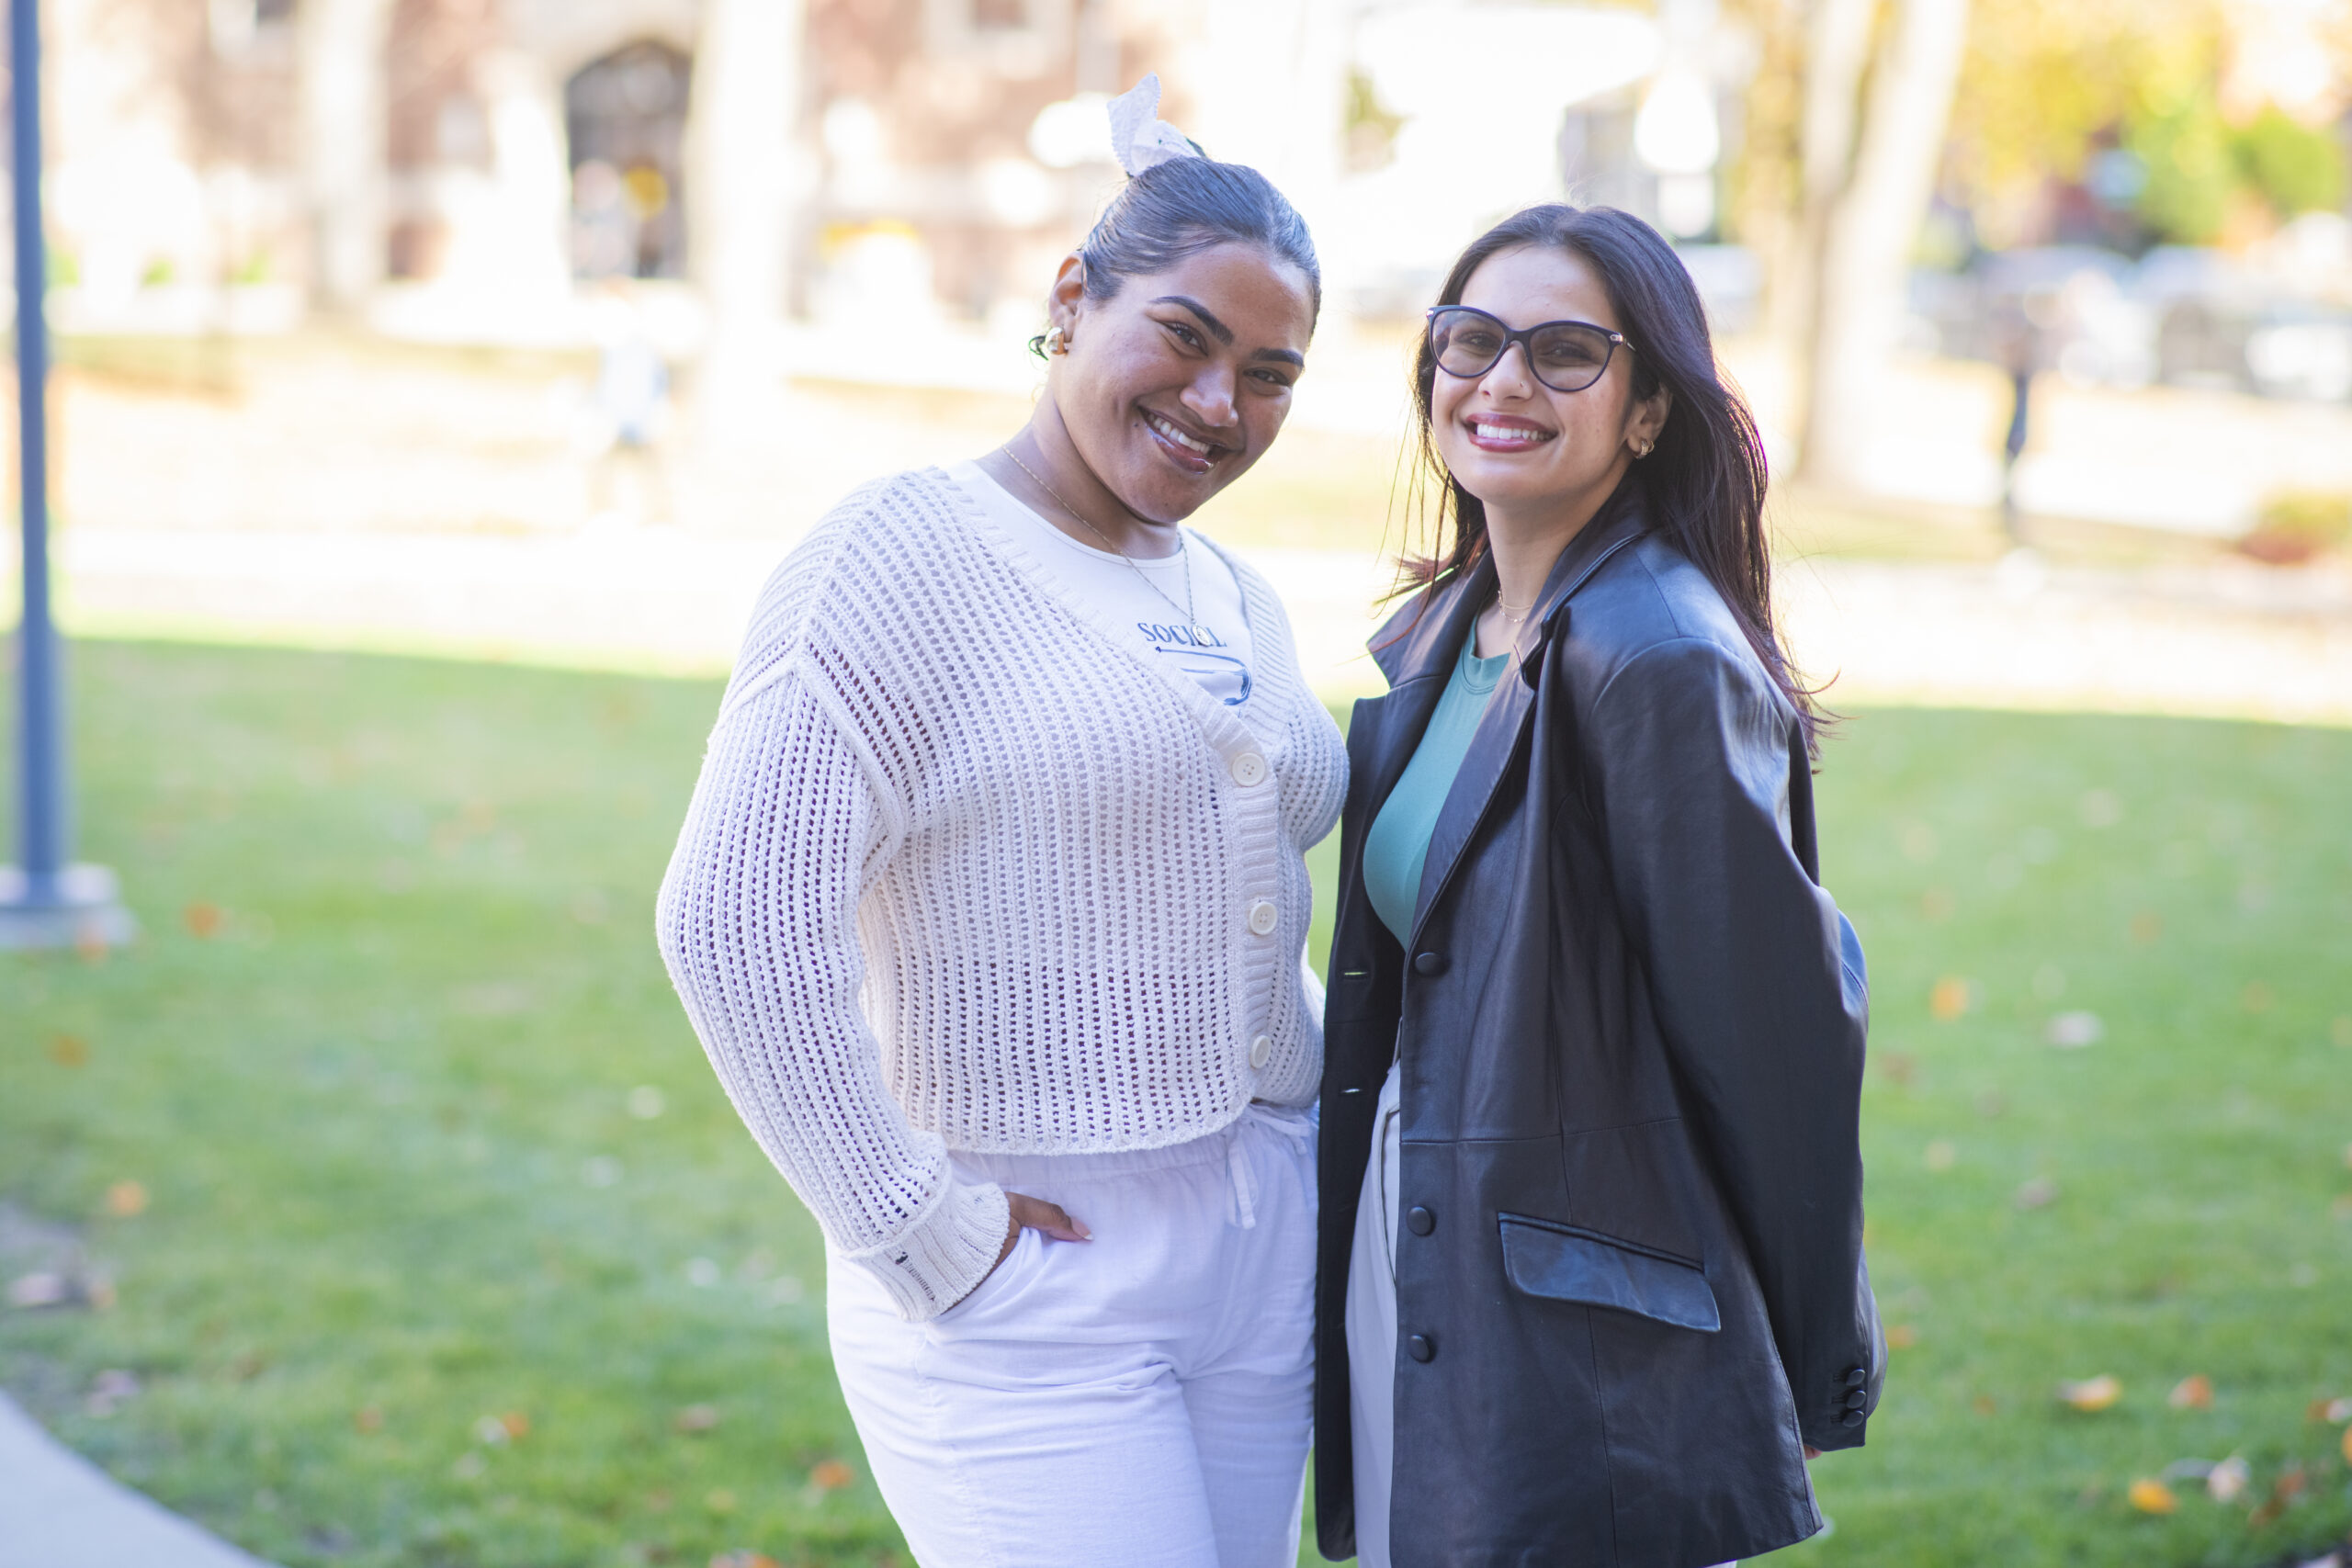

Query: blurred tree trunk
[[298, 0, 397, 311], [1792, 0, 1972, 490]]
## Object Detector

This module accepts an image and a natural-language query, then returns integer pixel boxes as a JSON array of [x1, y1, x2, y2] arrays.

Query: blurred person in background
[[1314, 205, 1883, 1567], [584, 277, 672, 527], [656, 77, 1344, 1568]]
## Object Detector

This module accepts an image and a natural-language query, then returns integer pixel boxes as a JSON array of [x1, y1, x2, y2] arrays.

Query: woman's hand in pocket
[[1002, 1191, 1091, 1259], [954, 1191, 1091, 1311]]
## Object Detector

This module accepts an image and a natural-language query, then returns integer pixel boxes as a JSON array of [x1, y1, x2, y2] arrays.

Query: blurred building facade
[[25, 0, 1769, 345]]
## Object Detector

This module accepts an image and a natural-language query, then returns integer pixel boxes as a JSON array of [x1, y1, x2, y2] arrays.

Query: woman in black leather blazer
[[1315, 206, 1883, 1567]]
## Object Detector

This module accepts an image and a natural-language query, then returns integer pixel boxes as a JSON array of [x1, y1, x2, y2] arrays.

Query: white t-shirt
[[949, 459, 1256, 707]]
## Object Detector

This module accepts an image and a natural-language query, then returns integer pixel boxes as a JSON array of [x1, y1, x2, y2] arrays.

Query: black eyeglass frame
[[1424, 305, 1637, 393]]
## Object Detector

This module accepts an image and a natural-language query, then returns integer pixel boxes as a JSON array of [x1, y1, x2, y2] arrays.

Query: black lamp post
[[2, 0, 130, 950]]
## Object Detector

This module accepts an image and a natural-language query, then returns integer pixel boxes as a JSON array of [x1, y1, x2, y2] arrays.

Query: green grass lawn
[[4, 640, 2348, 1568]]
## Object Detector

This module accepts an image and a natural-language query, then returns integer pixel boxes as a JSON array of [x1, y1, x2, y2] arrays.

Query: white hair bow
[[1107, 73, 1202, 176]]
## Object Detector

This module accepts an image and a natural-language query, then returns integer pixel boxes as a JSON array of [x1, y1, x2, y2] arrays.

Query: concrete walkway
[[0, 1393, 279, 1568], [45, 521, 2352, 727]]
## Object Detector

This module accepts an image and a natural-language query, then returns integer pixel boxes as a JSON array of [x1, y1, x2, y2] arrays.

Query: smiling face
[[1429, 243, 1668, 533], [1046, 241, 1316, 525]]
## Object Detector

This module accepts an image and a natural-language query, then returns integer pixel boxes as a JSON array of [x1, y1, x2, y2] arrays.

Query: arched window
[[565, 42, 692, 280]]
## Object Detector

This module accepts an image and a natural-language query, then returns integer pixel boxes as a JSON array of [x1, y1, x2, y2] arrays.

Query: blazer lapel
[[1408, 496, 1647, 946], [1355, 562, 1490, 827]]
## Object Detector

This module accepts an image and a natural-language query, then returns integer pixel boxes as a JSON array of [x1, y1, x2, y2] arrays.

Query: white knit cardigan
[[656, 467, 1348, 1320]]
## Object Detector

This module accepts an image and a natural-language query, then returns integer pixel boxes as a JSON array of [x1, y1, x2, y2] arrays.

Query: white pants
[[828, 1102, 1317, 1568], [1346, 1062, 1735, 1568], [1344, 1061, 1406, 1568]]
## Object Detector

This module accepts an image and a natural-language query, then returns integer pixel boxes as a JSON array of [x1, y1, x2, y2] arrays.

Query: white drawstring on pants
[[1225, 1101, 1315, 1229]]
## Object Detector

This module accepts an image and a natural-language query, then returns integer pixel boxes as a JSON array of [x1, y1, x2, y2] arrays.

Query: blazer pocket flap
[[1498, 1215, 1721, 1333]]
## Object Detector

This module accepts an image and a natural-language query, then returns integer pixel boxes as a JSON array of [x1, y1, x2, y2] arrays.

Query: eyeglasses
[[1425, 305, 1635, 394]]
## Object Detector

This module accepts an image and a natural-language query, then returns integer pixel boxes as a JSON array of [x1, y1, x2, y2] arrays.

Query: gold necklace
[[1001, 445, 1203, 637]]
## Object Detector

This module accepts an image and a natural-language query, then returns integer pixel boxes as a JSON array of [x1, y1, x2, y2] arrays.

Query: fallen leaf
[[809, 1459, 854, 1491], [674, 1404, 721, 1433], [2059, 1375, 2123, 1412], [48, 1034, 89, 1067], [1929, 977, 1972, 1021], [499, 1411, 529, 1439], [1886, 1325, 1919, 1349], [6, 1272, 69, 1308], [104, 1181, 148, 1217], [2044, 1011, 2104, 1048], [2208, 1454, 2250, 1503], [2167, 1374, 2214, 1410], [1972, 1394, 1996, 1416], [2127, 1478, 2178, 1514], [2343, 1425, 2352, 1466], [2249, 1464, 2308, 1528], [183, 901, 226, 939], [2015, 1176, 2060, 1211], [354, 1406, 384, 1433]]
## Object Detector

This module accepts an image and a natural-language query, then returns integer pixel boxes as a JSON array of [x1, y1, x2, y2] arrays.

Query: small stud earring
[[1045, 325, 1069, 355], [1632, 437, 1654, 458]]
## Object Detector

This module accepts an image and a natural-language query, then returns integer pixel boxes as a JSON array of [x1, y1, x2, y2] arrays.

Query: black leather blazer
[[1314, 493, 1883, 1566]]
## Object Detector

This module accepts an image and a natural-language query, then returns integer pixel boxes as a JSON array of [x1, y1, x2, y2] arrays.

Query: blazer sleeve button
[[1844, 1388, 1869, 1412], [1412, 951, 1448, 976], [1844, 1365, 1868, 1389], [1406, 1205, 1434, 1236], [1407, 1333, 1436, 1363], [1839, 1408, 1865, 1427]]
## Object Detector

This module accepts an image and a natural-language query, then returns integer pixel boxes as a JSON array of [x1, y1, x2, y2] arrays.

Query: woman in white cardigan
[[656, 79, 1345, 1568]]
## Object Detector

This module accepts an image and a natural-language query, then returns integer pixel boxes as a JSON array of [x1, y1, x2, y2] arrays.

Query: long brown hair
[[1394, 204, 1819, 748]]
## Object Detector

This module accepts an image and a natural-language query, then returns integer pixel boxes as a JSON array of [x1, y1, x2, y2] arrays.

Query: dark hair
[[1030, 155, 1321, 355], [1396, 203, 1819, 747]]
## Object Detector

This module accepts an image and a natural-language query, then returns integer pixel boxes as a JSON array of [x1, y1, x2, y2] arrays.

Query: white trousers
[[1344, 1061, 1406, 1568], [1345, 1061, 1736, 1568], [828, 1102, 1317, 1568]]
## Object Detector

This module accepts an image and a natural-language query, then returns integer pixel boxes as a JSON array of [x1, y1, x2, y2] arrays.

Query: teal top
[[1363, 632, 1512, 943]]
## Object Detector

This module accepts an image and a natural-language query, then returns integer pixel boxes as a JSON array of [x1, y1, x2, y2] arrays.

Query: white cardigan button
[[1246, 899, 1279, 936], [1249, 1034, 1273, 1069], [1229, 751, 1267, 786]]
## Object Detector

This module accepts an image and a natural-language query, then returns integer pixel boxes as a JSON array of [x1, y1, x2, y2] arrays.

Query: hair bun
[[1107, 73, 1203, 176]]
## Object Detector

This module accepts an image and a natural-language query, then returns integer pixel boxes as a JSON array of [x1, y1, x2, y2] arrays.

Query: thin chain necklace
[[1002, 444, 1204, 638]]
